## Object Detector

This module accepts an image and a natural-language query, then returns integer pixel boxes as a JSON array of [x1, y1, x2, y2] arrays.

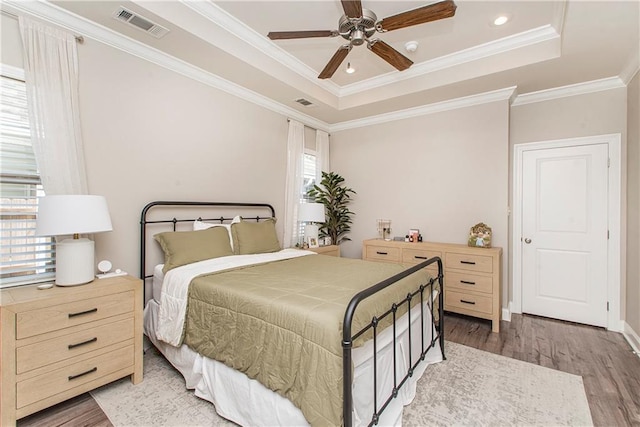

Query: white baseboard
[[623, 322, 640, 358], [502, 304, 512, 322]]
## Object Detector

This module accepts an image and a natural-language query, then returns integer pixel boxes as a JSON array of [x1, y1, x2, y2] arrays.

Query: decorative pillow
[[230, 218, 281, 255], [155, 226, 233, 273]]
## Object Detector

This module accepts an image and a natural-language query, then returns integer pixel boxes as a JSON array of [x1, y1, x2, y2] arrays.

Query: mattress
[[145, 251, 443, 426]]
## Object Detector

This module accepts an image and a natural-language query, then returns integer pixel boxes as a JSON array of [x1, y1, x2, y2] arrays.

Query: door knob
[[524, 238, 532, 244]]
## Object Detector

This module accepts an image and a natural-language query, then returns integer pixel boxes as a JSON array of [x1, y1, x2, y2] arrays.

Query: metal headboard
[[139, 201, 275, 301]]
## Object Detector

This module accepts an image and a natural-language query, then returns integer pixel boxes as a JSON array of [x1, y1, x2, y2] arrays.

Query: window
[[0, 72, 54, 287], [298, 149, 318, 239], [302, 150, 317, 201]]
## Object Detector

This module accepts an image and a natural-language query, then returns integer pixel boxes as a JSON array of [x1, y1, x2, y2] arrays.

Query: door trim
[[512, 134, 622, 331]]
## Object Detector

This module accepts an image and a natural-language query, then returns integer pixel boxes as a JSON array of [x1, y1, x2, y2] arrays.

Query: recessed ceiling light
[[346, 62, 355, 74], [493, 15, 510, 26]]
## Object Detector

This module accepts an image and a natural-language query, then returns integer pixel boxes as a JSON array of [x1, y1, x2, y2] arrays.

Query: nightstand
[[0, 275, 143, 426], [309, 245, 340, 257]]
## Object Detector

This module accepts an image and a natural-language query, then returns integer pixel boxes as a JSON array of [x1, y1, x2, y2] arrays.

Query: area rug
[[91, 342, 593, 426]]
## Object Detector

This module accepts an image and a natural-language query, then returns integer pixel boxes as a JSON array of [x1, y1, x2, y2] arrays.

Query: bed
[[140, 201, 445, 426]]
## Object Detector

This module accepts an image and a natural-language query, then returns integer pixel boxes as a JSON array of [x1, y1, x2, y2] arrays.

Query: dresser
[[362, 239, 502, 332], [0, 275, 143, 426]]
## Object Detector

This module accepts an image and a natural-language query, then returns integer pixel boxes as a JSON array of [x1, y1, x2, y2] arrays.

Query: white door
[[521, 143, 609, 327]]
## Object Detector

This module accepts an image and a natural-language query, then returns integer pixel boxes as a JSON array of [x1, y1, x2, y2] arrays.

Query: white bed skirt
[[144, 295, 442, 426]]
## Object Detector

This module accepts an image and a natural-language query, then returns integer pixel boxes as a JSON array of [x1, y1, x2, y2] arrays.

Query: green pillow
[[155, 226, 233, 273], [231, 218, 281, 255]]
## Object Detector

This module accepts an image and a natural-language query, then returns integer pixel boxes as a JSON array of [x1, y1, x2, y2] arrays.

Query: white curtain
[[19, 16, 88, 195], [283, 120, 305, 248], [315, 129, 330, 184]]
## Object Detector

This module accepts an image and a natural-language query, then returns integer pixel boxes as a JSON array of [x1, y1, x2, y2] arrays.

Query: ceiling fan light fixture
[[405, 41, 419, 53], [346, 62, 355, 74]]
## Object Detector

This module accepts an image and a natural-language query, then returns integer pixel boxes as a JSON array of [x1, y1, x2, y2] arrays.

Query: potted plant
[[307, 171, 356, 245]]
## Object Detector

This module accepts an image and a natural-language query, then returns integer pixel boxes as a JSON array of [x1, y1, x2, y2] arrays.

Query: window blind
[[0, 75, 55, 287]]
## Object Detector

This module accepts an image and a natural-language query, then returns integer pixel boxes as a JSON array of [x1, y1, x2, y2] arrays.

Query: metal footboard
[[342, 257, 445, 427]]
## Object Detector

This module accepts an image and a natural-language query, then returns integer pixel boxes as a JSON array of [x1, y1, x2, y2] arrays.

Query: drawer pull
[[414, 256, 428, 260], [376, 251, 388, 255], [460, 280, 476, 285], [460, 260, 476, 265], [68, 308, 98, 318], [68, 367, 97, 381], [460, 299, 476, 305], [68, 337, 97, 350]]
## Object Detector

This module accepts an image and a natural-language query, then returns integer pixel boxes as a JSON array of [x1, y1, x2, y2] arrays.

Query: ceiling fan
[[267, 0, 457, 79]]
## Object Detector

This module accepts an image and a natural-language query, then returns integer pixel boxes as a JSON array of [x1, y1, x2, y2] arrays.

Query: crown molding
[[330, 86, 517, 133], [2, 0, 331, 132], [512, 77, 626, 106], [620, 53, 639, 85], [339, 25, 559, 97], [178, 0, 341, 97], [178, 1, 559, 100]]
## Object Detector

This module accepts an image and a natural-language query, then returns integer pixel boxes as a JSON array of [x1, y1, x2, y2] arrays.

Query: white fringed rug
[[91, 342, 593, 426]]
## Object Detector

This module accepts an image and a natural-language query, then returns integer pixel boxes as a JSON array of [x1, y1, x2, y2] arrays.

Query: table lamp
[[36, 195, 113, 286], [299, 202, 325, 247]]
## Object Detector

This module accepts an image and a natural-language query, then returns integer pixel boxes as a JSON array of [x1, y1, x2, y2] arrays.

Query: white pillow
[[193, 217, 240, 250]]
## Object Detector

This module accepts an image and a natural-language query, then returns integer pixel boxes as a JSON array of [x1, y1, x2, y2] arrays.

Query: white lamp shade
[[299, 203, 325, 223], [36, 195, 113, 236]]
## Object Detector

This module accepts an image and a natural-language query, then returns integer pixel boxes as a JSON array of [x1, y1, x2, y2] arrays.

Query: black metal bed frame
[[139, 201, 445, 427]]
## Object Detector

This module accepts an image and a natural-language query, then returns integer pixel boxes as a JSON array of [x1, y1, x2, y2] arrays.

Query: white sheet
[[156, 248, 314, 346]]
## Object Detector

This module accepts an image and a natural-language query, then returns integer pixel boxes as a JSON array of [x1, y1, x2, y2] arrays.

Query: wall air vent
[[295, 98, 315, 107], [113, 7, 170, 39]]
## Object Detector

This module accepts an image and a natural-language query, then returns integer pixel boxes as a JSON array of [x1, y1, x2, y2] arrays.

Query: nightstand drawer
[[446, 252, 493, 273], [402, 248, 441, 270], [365, 245, 401, 263], [17, 318, 134, 374], [16, 344, 133, 409], [445, 290, 493, 315], [17, 291, 134, 339], [445, 271, 493, 294]]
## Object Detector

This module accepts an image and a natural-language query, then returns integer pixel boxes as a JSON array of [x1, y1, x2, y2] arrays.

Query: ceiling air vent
[[295, 98, 315, 107], [113, 7, 170, 39]]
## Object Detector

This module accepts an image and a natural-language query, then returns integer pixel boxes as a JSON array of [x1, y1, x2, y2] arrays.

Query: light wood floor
[[17, 313, 640, 427]]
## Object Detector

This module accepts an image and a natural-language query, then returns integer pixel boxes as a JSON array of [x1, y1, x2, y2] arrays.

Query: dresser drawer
[[445, 271, 493, 294], [16, 344, 133, 409], [17, 291, 134, 339], [402, 249, 441, 271], [365, 245, 401, 263], [445, 290, 493, 315], [445, 252, 493, 273], [17, 318, 134, 374]]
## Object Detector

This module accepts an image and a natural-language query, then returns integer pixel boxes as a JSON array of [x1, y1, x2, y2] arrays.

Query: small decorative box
[[468, 222, 492, 248]]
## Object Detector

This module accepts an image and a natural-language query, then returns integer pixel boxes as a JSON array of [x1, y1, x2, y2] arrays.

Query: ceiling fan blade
[[267, 30, 337, 40], [318, 45, 352, 79], [341, 0, 363, 18], [377, 0, 457, 32], [368, 40, 413, 71]]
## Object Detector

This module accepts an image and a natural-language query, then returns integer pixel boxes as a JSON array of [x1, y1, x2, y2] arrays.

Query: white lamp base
[[304, 223, 320, 248], [55, 238, 95, 286]]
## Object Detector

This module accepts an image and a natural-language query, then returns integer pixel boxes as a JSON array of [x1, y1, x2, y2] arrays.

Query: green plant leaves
[[307, 171, 356, 245]]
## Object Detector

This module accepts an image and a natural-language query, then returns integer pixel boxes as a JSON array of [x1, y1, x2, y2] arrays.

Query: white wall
[[331, 101, 510, 305], [2, 16, 290, 280]]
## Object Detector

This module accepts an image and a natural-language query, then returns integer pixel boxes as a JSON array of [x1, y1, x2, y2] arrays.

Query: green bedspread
[[183, 254, 436, 426]]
